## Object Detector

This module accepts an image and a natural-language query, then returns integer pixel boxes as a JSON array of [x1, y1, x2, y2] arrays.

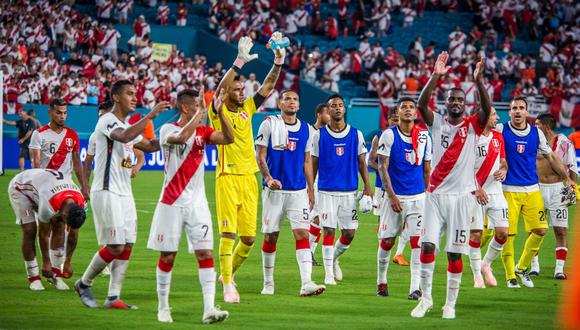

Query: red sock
[[157, 258, 173, 272], [262, 241, 277, 253], [447, 260, 463, 273], [198, 258, 214, 269]]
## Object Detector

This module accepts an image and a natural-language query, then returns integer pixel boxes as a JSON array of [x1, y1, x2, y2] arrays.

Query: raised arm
[[214, 36, 258, 111], [256, 32, 286, 101], [474, 57, 492, 127], [418, 51, 451, 126], [109, 101, 170, 143], [208, 89, 235, 145]]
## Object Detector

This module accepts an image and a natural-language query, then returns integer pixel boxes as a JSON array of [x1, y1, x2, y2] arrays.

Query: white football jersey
[[158, 123, 214, 207], [91, 112, 143, 196], [87, 132, 96, 156], [10, 168, 84, 222], [474, 130, 505, 194], [428, 112, 482, 194], [28, 125, 79, 177]]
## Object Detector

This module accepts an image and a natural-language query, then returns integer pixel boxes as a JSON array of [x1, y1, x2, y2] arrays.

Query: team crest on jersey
[[405, 150, 414, 163], [458, 127, 467, 138], [240, 111, 248, 120], [195, 136, 204, 147], [157, 234, 164, 242], [336, 147, 344, 156], [322, 213, 328, 220], [287, 141, 296, 151], [492, 138, 499, 148], [517, 144, 525, 153], [65, 138, 73, 147]]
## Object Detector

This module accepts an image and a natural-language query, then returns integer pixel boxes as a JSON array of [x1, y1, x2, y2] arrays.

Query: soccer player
[[497, 96, 574, 288], [376, 97, 431, 299], [533, 113, 578, 279], [209, 34, 284, 303], [28, 98, 85, 283], [255, 90, 326, 297], [8, 168, 86, 291], [411, 53, 491, 319], [312, 93, 373, 286], [307, 103, 330, 265], [148, 88, 231, 324], [74, 80, 170, 309], [470, 108, 509, 288]]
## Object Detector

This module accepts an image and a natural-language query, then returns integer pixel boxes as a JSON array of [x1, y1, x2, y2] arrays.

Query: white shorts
[[309, 191, 320, 220], [373, 188, 385, 216], [378, 195, 425, 239], [422, 193, 478, 255], [473, 193, 509, 230], [147, 202, 213, 252], [540, 182, 568, 228], [318, 191, 359, 230], [261, 188, 311, 233], [8, 182, 37, 225], [91, 190, 137, 245]]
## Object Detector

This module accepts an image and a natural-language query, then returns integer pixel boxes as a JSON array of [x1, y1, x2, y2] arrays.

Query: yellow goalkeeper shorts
[[504, 190, 547, 235], [216, 174, 259, 237]]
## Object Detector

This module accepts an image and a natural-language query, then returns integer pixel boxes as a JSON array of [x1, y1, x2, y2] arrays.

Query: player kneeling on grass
[[376, 97, 431, 299], [469, 108, 509, 288], [74, 80, 170, 310], [255, 89, 326, 297], [147, 88, 232, 324], [8, 169, 86, 291], [311, 93, 373, 286]]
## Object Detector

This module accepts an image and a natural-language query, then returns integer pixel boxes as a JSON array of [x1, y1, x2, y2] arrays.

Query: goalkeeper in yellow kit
[[209, 33, 285, 303]]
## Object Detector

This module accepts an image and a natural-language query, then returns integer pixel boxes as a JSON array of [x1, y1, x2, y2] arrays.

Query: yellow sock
[[501, 235, 516, 280], [219, 237, 235, 285], [517, 232, 544, 271], [480, 227, 494, 248], [232, 241, 254, 274]]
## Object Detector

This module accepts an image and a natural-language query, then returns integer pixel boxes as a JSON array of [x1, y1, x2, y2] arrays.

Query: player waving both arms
[[210, 33, 284, 303]]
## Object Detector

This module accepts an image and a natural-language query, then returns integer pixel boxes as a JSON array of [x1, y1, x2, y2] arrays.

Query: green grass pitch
[[0, 170, 573, 329]]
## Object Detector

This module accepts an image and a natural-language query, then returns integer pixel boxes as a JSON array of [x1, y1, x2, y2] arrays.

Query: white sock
[[333, 239, 350, 261], [445, 271, 462, 308], [296, 248, 312, 285], [49, 248, 65, 271], [262, 251, 276, 285], [108, 259, 129, 298], [156, 267, 172, 310], [377, 245, 391, 284], [410, 248, 421, 293], [469, 245, 482, 277], [199, 267, 216, 313], [483, 237, 504, 266], [322, 245, 334, 278], [395, 235, 408, 256], [81, 251, 112, 286], [531, 254, 540, 271], [555, 247, 567, 274], [24, 259, 39, 279], [420, 261, 435, 300]]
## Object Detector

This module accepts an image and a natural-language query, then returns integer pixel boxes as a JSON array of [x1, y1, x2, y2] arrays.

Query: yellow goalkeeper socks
[[232, 241, 254, 274], [219, 237, 235, 285], [517, 232, 544, 271], [480, 227, 494, 248], [501, 235, 516, 280]]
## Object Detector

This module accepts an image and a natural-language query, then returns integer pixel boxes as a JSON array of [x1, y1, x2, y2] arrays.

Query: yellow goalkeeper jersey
[[209, 97, 259, 176]]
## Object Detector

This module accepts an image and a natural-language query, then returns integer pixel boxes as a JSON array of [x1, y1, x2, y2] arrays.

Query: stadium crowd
[[0, 0, 277, 113], [208, 0, 579, 108]]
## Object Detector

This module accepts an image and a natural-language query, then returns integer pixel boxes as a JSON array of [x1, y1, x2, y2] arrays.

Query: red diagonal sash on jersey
[[161, 132, 206, 205], [475, 134, 500, 187], [450, 41, 462, 55], [46, 129, 76, 171], [101, 31, 116, 47], [411, 124, 426, 165], [427, 119, 470, 193], [298, 11, 307, 22], [551, 135, 559, 152], [327, 63, 341, 75]]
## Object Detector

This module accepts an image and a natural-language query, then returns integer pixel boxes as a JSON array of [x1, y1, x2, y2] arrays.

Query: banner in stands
[[2, 138, 218, 171], [152, 43, 174, 62]]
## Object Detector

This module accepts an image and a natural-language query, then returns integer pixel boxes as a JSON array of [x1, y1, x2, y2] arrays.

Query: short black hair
[[176, 89, 199, 111], [67, 203, 86, 229], [327, 93, 344, 103], [49, 98, 67, 109], [315, 103, 329, 115], [111, 79, 134, 96], [397, 96, 416, 108], [511, 96, 528, 110], [447, 87, 465, 95], [389, 106, 398, 116], [98, 100, 114, 112], [279, 89, 298, 99], [27, 109, 35, 115], [537, 113, 556, 131]]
